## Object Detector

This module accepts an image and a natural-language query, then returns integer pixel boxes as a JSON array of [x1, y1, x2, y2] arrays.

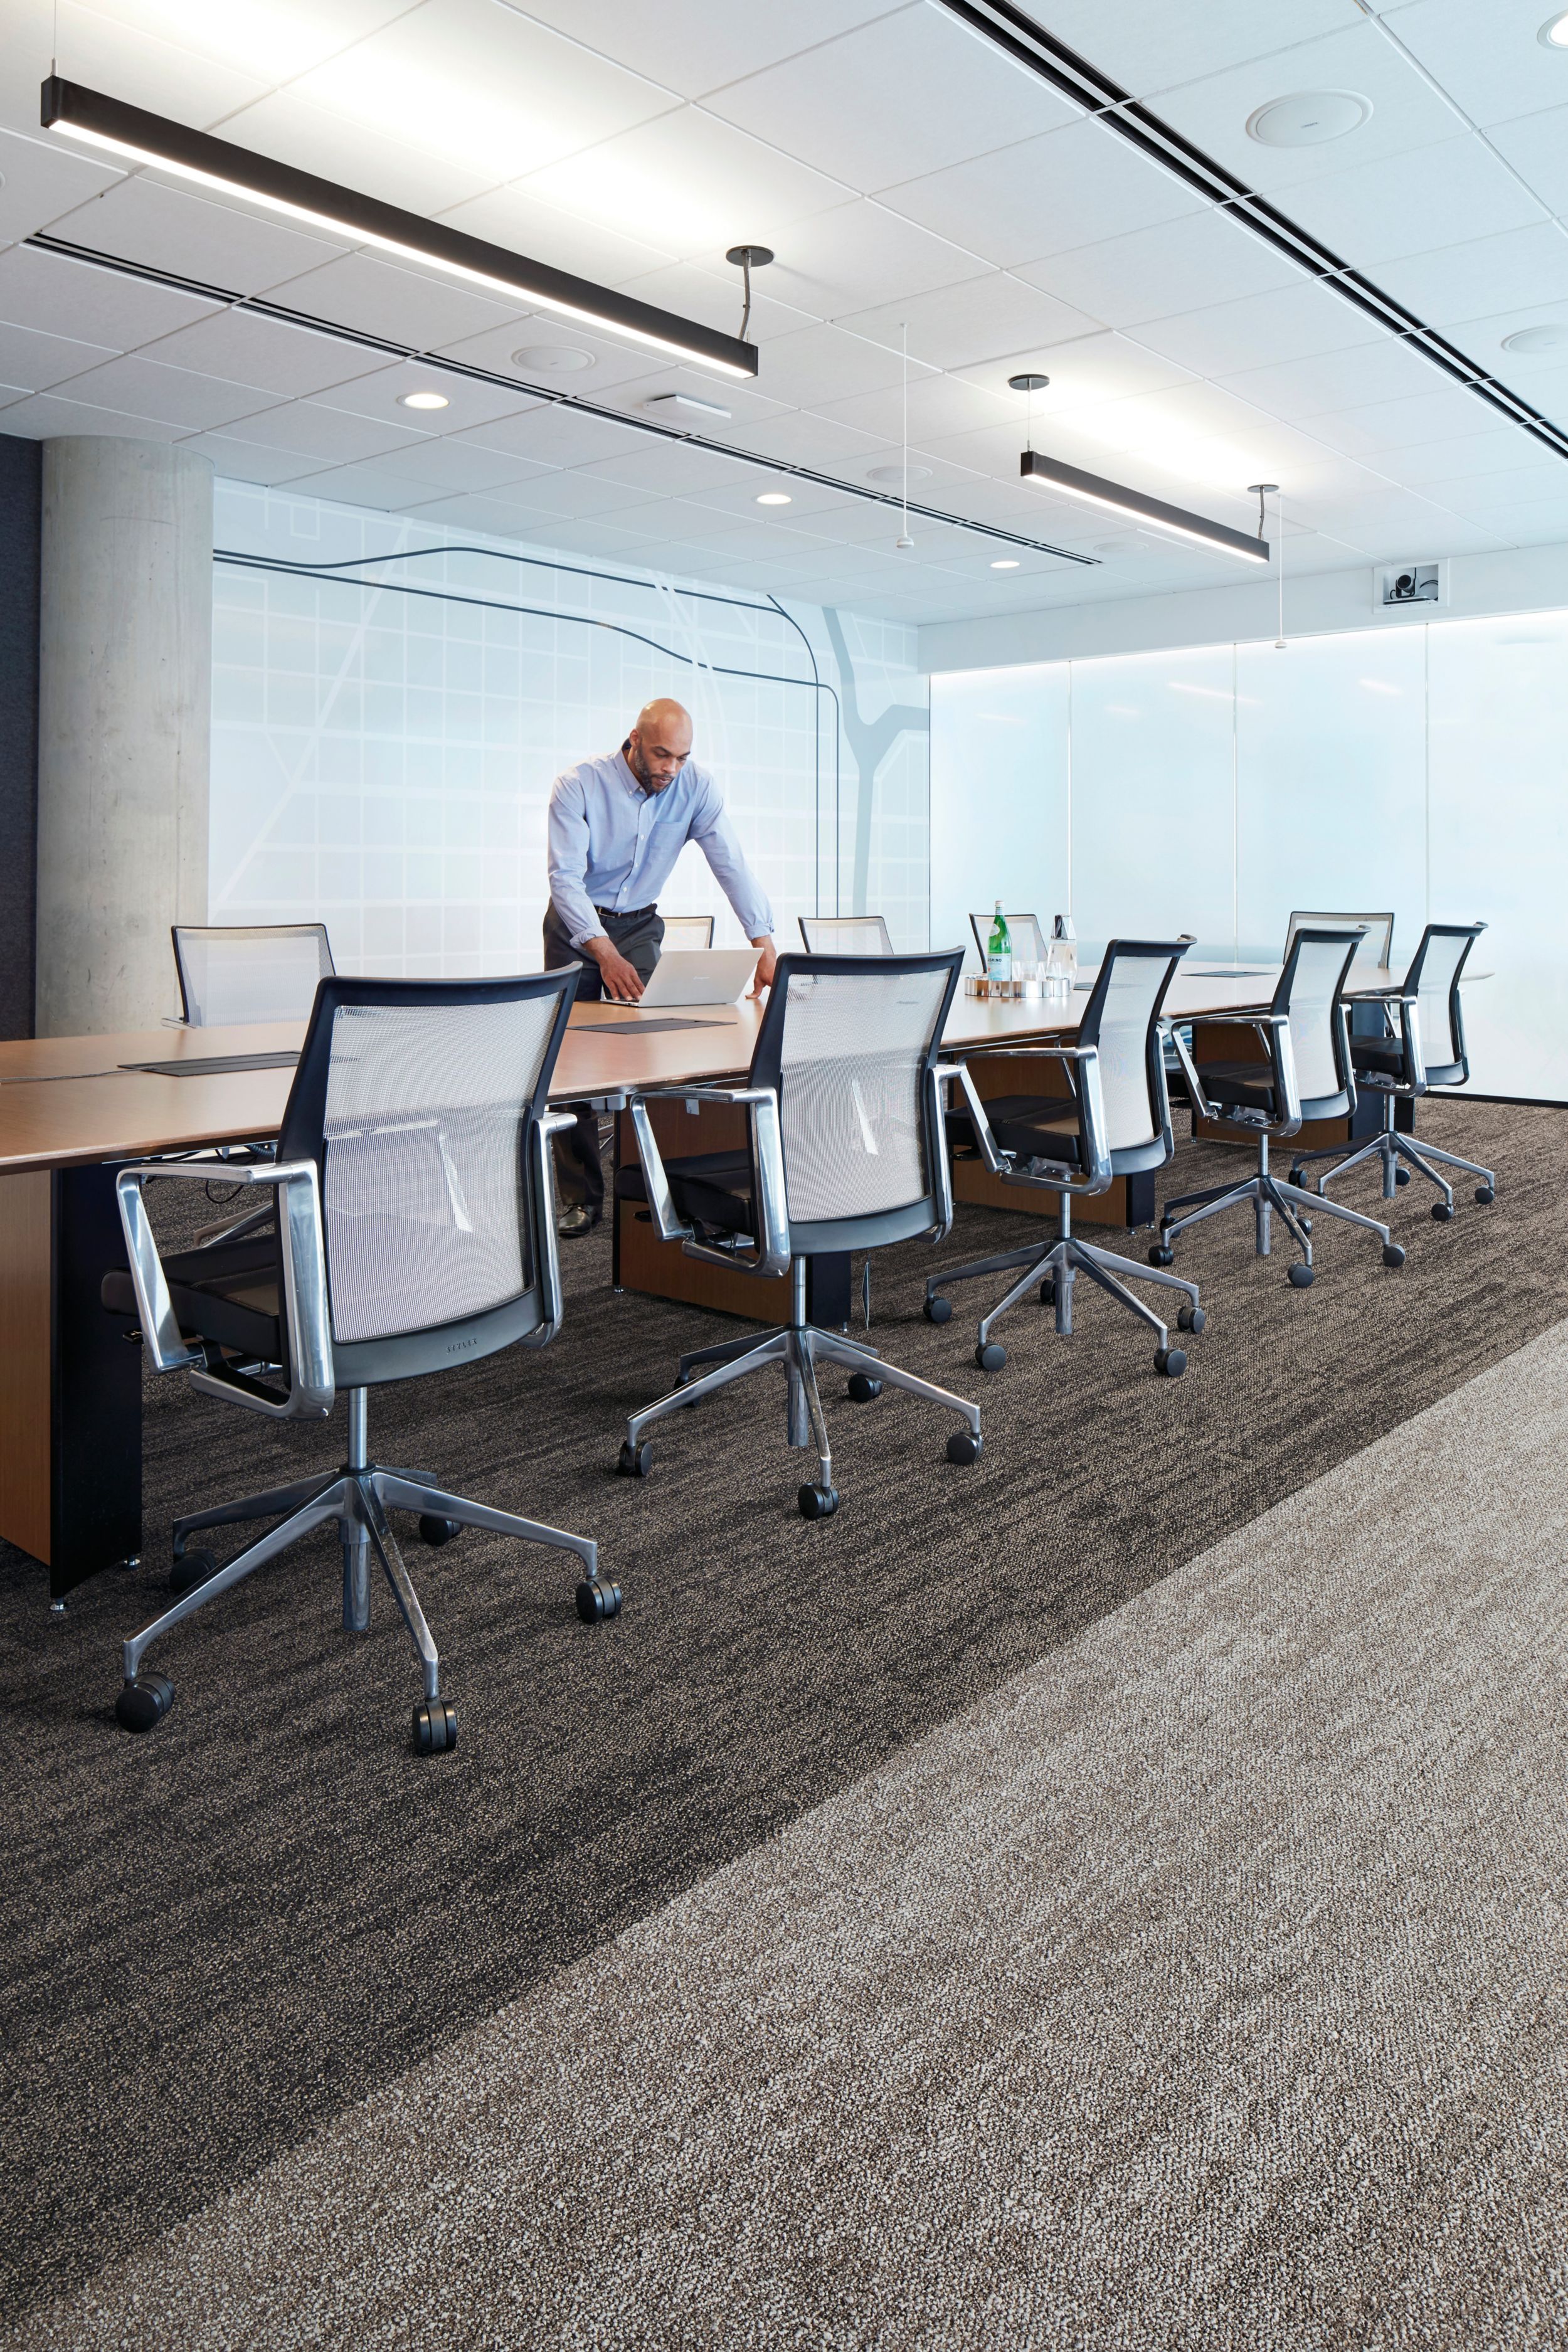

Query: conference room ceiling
[[2, 0, 1567, 623]]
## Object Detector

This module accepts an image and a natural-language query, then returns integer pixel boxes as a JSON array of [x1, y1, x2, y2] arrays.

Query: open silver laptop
[[638, 947, 756, 1008]]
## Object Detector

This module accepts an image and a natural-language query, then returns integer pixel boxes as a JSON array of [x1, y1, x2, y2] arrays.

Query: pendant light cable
[[896, 323, 914, 549]]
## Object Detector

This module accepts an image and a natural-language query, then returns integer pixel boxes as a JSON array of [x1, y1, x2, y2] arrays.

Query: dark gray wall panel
[[0, 430, 41, 1039]]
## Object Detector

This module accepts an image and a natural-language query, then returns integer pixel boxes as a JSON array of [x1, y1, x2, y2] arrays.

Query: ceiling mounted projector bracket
[[725, 245, 773, 342], [41, 75, 759, 378]]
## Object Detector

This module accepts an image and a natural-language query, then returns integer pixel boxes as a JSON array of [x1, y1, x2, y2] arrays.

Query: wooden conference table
[[0, 963, 1398, 1599]]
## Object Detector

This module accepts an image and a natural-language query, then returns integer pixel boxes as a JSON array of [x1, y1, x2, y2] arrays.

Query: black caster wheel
[[1038, 1279, 1056, 1307], [1288, 1263, 1315, 1289], [923, 1294, 953, 1325], [1430, 1201, 1453, 1223], [1288, 1167, 1305, 1191], [115, 1672, 174, 1735], [798, 1483, 839, 1520], [1475, 1185, 1495, 1205], [1148, 1243, 1174, 1268], [576, 1578, 623, 1623], [946, 1429, 983, 1466], [617, 1439, 652, 1478], [1177, 1305, 1205, 1335], [1383, 1242, 1406, 1269], [1154, 1347, 1187, 1378], [418, 1514, 463, 1547], [845, 1372, 884, 1402], [169, 1547, 216, 1597], [975, 1341, 1007, 1372], [1395, 1167, 1411, 1187], [413, 1699, 458, 1754], [1298, 1216, 1313, 1234]]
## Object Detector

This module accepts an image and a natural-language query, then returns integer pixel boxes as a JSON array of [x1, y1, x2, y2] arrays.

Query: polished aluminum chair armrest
[[938, 1046, 1112, 1195], [1163, 1014, 1305, 1134], [115, 1156, 334, 1420], [625, 1083, 790, 1281], [522, 1109, 577, 1345]]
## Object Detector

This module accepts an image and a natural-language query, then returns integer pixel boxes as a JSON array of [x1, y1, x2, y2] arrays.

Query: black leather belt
[[595, 903, 656, 924]]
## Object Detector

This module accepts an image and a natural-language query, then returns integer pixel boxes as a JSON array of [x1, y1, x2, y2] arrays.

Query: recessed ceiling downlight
[[1539, 11, 1568, 45], [511, 344, 595, 372], [867, 462, 931, 484], [398, 389, 448, 410], [756, 491, 792, 505], [1246, 90, 1372, 146], [1502, 323, 1568, 355], [990, 558, 1019, 569]]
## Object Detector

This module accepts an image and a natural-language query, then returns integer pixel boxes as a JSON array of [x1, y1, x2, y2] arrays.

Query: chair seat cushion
[[1351, 1036, 1406, 1078], [100, 1235, 283, 1361], [963, 1094, 1083, 1165], [614, 1148, 753, 1234], [1200, 1059, 1279, 1114]]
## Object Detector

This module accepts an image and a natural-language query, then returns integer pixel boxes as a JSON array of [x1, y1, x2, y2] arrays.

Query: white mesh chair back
[[1079, 950, 1173, 1153], [1279, 931, 1359, 1102], [774, 964, 949, 1225], [319, 997, 558, 1344], [968, 912, 1049, 970], [1285, 909, 1392, 978], [660, 916, 714, 950], [174, 924, 334, 1027], [798, 915, 893, 955], [1406, 925, 1478, 1074]]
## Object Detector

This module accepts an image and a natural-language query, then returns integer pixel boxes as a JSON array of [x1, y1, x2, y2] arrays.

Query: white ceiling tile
[[181, 432, 324, 487], [211, 92, 499, 221], [1306, 386, 1517, 461], [704, 4, 1079, 192], [1392, 426, 1555, 484], [607, 257, 815, 349], [261, 253, 523, 347], [596, 363, 792, 427], [1128, 281, 1387, 376], [952, 327, 1197, 410], [0, 242, 222, 346], [46, 0, 269, 122], [46, 175, 346, 295], [1470, 104, 1568, 218], [453, 403, 649, 468], [880, 117, 1205, 267], [0, 128, 122, 243], [309, 357, 544, 434], [815, 369, 1015, 446], [61, 0, 418, 84], [1278, 135, 1548, 269], [1375, 224, 1568, 327], [137, 309, 378, 399], [40, 352, 284, 430], [521, 105, 853, 264], [575, 440, 753, 497], [1438, 494, 1568, 543], [0, 317, 116, 391], [1150, 22, 1462, 192], [719, 409, 887, 471], [764, 201, 992, 318], [499, 514, 676, 558], [0, 387, 188, 441], [836, 270, 1099, 371], [1383, 0, 1568, 131], [510, 0, 895, 102], [951, 1, 1369, 102], [206, 398, 432, 464], [1015, 207, 1307, 330], [359, 436, 554, 497], [278, 460, 448, 513], [1409, 456, 1568, 513], [433, 184, 675, 289], [1052, 379, 1341, 487], [1446, 302, 1568, 379], [738, 321, 926, 407], [483, 466, 650, 517], [374, 490, 557, 540], [1211, 339, 1453, 420]]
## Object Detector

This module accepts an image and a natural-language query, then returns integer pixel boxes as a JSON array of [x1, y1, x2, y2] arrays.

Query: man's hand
[[584, 935, 645, 1003], [749, 936, 778, 998]]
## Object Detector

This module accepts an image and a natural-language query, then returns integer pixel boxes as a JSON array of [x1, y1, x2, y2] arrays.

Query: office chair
[[798, 914, 893, 953], [659, 915, 716, 950], [925, 938, 1204, 1378], [102, 970, 618, 1754], [1285, 909, 1394, 977], [1289, 921, 1495, 1219], [614, 948, 982, 1518], [1155, 927, 1406, 1287], [172, 923, 335, 1027], [968, 911, 1050, 971]]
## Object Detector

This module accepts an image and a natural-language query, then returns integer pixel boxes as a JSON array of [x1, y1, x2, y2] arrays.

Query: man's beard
[[626, 739, 676, 793]]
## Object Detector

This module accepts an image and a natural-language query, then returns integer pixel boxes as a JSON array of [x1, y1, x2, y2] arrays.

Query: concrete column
[[36, 437, 211, 1036]]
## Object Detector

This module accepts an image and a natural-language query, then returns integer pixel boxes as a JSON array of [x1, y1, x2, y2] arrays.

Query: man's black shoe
[[558, 1205, 601, 1239]]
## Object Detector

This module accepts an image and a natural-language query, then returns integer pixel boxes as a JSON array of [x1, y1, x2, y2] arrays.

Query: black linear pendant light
[[40, 77, 759, 380], [1019, 450, 1271, 563]]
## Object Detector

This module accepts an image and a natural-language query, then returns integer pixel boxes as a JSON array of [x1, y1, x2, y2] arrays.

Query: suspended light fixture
[[1249, 484, 1287, 645], [40, 77, 760, 379], [1009, 372, 1268, 564]]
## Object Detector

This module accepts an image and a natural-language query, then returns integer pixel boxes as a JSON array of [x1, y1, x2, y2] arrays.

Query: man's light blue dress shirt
[[546, 746, 775, 950]]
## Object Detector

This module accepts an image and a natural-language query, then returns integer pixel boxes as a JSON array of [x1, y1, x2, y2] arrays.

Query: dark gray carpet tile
[[0, 1102, 1557, 2321]]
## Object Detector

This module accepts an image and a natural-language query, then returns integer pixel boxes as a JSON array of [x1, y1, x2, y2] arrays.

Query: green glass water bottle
[[987, 901, 1012, 986]]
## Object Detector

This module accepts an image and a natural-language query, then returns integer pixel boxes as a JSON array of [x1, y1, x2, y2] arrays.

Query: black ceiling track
[[21, 231, 1098, 566], [936, 0, 1568, 464]]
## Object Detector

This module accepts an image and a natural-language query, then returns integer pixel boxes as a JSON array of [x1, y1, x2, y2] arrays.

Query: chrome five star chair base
[[1153, 1126, 1406, 1290], [118, 1388, 617, 1753], [1288, 1089, 1496, 1222]]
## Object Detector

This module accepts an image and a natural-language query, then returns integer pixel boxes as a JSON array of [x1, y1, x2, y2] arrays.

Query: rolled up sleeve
[[689, 781, 775, 940], [546, 775, 603, 948]]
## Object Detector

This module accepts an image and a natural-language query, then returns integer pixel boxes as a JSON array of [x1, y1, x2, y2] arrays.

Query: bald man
[[544, 698, 778, 1234]]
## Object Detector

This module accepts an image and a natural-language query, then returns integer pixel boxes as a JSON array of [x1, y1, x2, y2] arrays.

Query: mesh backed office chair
[[102, 970, 618, 1754], [1285, 909, 1394, 978], [968, 912, 1050, 971], [659, 916, 716, 950], [1289, 921, 1495, 1219], [173, 923, 336, 1027], [1156, 928, 1406, 1286], [798, 914, 893, 954], [925, 940, 1204, 1378], [614, 949, 982, 1518]]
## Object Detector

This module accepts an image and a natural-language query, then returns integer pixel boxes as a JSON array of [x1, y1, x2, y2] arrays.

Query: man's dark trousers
[[543, 903, 664, 1219]]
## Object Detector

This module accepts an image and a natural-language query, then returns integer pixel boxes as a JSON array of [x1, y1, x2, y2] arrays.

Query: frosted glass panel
[[1428, 612, 1568, 1099], [930, 664, 1067, 969], [1236, 627, 1426, 969], [1070, 646, 1234, 960]]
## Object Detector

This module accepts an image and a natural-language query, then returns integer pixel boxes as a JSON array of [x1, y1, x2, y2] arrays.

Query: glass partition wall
[[930, 608, 1568, 1101]]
